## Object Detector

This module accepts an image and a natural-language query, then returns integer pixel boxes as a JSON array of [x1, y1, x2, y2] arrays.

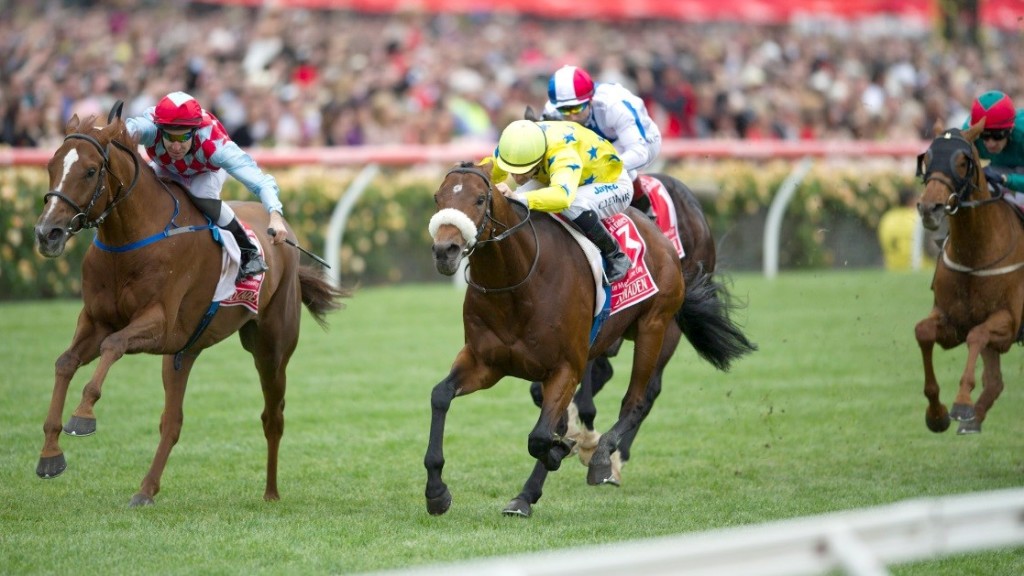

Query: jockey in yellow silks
[[488, 120, 634, 283]]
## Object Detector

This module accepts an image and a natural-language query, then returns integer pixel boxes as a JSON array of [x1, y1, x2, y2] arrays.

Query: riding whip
[[267, 228, 330, 268]]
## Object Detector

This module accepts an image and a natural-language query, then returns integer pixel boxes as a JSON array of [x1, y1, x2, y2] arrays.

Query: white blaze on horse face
[[41, 149, 80, 220], [428, 208, 478, 248]]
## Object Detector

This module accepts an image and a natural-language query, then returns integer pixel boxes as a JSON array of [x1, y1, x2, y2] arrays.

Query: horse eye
[[476, 194, 486, 206], [86, 167, 97, 178], [433, 193, 440, 205]]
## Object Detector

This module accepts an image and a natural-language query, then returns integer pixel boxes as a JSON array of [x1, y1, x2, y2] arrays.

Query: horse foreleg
[[505, 408, 574, 518], [424, 349, 499, 516], [915, 311, 949, 433], [529, 363, 580, 471], [37, 313, 107, 478], [66, 309, 167, 436], [960, 345, 1006, 435], [131, 353, 194, 507]]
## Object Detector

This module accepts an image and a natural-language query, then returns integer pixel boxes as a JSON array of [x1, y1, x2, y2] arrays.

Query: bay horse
[[33, 104, 348, 506], [530, 173, 757, 482], [426, 162, 734, 517], [915, 120, 1024, 435]]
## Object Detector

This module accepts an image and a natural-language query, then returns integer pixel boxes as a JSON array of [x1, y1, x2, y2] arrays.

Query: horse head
[[428, 162, 499, 276], [35, 107, 140, 257], [916, 120, 987, 231]]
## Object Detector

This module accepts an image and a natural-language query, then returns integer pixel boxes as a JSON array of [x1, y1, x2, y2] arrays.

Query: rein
[[446, 165, 541, 294]]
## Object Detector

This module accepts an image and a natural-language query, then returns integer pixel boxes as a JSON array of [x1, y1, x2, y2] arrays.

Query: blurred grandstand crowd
[[2, 1, 1021, 149]]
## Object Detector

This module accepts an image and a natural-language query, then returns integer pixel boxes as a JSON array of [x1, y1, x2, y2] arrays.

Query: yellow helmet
[[495, 120, 546, 174]]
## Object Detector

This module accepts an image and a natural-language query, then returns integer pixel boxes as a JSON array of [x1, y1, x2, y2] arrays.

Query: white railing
[[363, 489, 1024, 576]]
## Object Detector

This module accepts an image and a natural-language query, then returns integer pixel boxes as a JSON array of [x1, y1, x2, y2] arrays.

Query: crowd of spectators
[[2, 1, 1022, 150]]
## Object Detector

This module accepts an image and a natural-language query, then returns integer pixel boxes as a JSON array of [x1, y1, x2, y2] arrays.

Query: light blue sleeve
[[124, 115, 159, 147], [210, 141, 284, 214]]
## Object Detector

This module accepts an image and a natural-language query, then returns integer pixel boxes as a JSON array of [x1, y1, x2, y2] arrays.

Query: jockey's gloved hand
[[983, 165, 1006, 185]]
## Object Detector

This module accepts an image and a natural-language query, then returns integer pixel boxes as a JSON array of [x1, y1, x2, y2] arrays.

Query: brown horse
[[33, 105, 348, 506], [915, 120, 1024, 435], [426, 162, 725, 517], [531, 173, 756, 480]]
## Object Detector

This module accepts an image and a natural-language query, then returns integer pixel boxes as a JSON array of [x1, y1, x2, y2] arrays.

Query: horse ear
[[65, 114, 81, 135], [964, 118, 985, 142], [931, 119, 944, 138], [524, 106, 539, 122], [107, 100, 124, 124]]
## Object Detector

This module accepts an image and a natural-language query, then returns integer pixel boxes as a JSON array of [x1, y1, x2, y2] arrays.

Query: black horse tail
[[674, 268, 757, 371], [298, 266, 351, 330]]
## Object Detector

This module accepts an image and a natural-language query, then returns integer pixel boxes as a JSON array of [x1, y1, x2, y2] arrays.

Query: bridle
[[444, 164, 540, 294], [916, 129, 1001, 215], [918, 128, 1024, 276], [43, 131, 140, 235]]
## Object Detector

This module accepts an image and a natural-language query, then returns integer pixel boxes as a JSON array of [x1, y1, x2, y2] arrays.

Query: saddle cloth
[[640, 175, 685, 259], [552, 213, 659, 318], [213, 224, 266, 314]]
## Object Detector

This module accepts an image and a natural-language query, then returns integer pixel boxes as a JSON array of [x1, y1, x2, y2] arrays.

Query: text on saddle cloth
[[215, 223, 266, 314], [640, 175, 685, 259]]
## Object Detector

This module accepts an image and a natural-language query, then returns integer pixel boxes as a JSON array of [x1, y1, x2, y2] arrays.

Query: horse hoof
[[426, 489, 452, 516], [36, 454, 67, 479], [925, 412, 951, 433], [502, 498, 532, 518], [957, 420, 981, 435], [950, 403, 975, 422], [63, 416, 97, 437], [129, 493, 155, 507], [587, 462, 615, 486]]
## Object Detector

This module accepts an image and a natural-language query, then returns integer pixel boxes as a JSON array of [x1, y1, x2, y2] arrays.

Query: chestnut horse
[[426, 162, 729, 517], [33, 105, 348, 506], [915, 121, 1024, 434], [531, 173, 756, 482]]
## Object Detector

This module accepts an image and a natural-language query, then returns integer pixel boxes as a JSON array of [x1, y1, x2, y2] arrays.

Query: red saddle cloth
[[220, 224, 266, 314], [640, 175, 685, 259], [604, 213, 659, 315]]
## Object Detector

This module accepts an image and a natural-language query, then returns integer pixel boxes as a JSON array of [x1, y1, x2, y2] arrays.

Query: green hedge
[[1, 160, 919, 300]]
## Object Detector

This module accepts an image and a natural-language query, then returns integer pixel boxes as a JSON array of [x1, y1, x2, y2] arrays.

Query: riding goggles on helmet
[[558, 102, 589, 115], [162, 129, 195, 143], [981, 129, 1010, 141]]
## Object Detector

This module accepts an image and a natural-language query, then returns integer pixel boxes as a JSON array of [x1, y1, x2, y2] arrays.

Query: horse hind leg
[[240, 314, 298, 502], [915, 312, 950, 433], [131, 353, 195, 507]]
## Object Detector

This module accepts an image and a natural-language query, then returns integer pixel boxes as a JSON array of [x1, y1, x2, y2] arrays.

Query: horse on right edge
[[915, 120, 1024, 435]]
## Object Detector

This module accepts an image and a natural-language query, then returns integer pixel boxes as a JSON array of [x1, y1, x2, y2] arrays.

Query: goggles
[[161, 129, 195, 143], [981, 129, 1010, 141], [557, 102, 589, 116]]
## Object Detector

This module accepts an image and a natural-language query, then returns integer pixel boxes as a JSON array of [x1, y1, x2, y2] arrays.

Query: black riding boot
[[572, 210, 631, 284], [224, 218, 268, 281]]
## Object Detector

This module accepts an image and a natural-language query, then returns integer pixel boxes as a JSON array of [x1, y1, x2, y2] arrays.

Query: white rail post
[[324, 163, 380, 288], [763, 156, 814, 279]]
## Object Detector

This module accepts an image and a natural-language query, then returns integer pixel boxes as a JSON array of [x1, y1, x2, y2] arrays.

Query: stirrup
[[237, 250, 268, 281]]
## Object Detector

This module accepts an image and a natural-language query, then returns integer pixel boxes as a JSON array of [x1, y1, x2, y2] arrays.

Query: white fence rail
[[365, 489, 1024, 576]]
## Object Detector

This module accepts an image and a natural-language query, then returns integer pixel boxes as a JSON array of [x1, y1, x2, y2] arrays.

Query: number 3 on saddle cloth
[[638, 174, 685, 259], [213, 223, 267, 314], [556, 213, 659, 346]]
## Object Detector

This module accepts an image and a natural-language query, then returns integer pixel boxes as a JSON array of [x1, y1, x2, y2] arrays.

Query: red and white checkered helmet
[[547, 66, 595, 108], [153, 92, 204, 127]]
